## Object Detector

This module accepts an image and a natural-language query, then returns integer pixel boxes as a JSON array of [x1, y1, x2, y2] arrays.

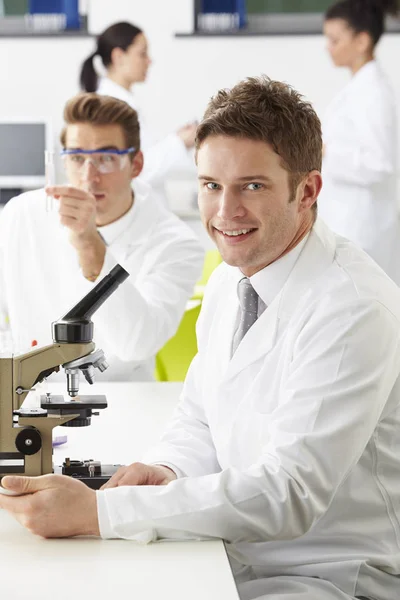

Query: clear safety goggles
[[60, 147, 135, 174]]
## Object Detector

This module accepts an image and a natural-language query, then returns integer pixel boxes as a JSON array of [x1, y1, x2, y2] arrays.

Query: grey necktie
[[232, 277, 259, 355]]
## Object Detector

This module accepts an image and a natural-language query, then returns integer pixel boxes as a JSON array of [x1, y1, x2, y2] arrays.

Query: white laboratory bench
[[0, 382, 240, 600]]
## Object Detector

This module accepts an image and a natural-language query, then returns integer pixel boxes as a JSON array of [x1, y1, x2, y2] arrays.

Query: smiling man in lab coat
[[1, 76, 400, 600], [0, 93, 204, 381]]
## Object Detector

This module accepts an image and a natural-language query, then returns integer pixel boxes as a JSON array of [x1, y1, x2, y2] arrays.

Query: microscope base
[[54, 461, 122, 490]]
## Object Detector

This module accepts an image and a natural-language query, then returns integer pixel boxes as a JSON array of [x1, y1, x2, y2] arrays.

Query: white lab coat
[[98, 220, 400, 600], [0, 179, 204, 381], [97, 78, 193, 204], [318, 60, 400, 283]]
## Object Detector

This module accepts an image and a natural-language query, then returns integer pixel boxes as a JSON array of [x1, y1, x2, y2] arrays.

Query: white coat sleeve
[[142, 353, 221, 478], [140, 133, 191, 187], [90, 237, 204, 362], [97, 297, 400, 543], [323, 93, 396, 186]]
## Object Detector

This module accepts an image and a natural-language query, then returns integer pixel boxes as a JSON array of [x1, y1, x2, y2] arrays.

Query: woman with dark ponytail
[[319, 0, 400, 282], [80, 50, 100, 93], [79, 22, 197, 204]]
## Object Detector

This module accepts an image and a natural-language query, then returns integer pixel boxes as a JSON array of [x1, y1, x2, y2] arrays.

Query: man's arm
[[126, 353, 221, 479], [94, 298, 400, 542], [0, 351, 217, 539], [2, 297, 399, 542], [90, 241, 203, 362], [69, 232, 105, 282], [0, 475, 99, 538], [47, 184, 204, 362]]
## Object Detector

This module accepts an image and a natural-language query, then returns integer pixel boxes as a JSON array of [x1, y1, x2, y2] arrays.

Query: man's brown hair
[[60, 93, 140, 153], [196, 75, 322, 201]]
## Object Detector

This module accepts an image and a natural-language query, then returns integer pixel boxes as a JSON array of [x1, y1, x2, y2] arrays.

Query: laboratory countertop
[[0, 382, 240, 600]]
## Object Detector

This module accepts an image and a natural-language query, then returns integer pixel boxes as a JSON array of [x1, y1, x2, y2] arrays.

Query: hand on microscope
[[100, 462, 177, 490], [0, 474, 100, 538]]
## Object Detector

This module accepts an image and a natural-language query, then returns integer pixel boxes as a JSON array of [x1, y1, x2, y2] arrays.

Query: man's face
[[64, 122, 142, 226], [197, 136, 317, 277]]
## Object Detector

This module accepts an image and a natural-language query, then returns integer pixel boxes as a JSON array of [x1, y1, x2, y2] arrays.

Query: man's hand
[[0, 474, 99, 538], [100, 462, 177, 490], [46, 185, 97, 242], [46, 185, 105, 281]]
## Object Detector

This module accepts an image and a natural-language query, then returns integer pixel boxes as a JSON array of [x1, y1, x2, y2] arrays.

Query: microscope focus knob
[[15, 428, 42, 456]]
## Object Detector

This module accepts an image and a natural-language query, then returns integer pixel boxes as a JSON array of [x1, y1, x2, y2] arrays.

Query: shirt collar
[[243, 233, 309, 307]]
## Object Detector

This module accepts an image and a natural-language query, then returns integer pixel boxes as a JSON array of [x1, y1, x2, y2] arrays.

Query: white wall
[[0, 0, 399, 215], [1, 0, 399, 141], [88, 0, 400, 133]]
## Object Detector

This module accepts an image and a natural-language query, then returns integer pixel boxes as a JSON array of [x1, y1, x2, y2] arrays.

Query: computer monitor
[[0, 118, 52, 192]]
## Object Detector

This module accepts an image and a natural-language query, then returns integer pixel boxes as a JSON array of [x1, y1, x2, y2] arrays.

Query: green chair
[[155, 300, 202, 382], [192, 249, 222, 300], [155, 251, 222, 382]]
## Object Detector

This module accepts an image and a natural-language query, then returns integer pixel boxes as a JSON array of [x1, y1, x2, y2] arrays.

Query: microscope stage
[[40, 395, 107, 409]]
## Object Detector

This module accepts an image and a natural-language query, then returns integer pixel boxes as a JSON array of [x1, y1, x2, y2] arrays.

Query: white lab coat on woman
[[0, 179, 204, 381], [98, 220, 400, 600], [318, 60, 400, 283], [97, 77, 192, 205]]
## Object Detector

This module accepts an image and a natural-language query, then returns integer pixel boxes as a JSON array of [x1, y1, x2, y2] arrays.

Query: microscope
[[0, 264, 129, 489]]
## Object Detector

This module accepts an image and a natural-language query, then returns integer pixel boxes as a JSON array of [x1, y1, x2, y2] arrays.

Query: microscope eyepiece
[[52, 265, 129, 344]]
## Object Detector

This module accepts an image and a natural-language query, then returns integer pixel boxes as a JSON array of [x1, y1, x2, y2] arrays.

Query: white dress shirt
[[0, 179, 204, 381], [251, 233, 308, 313], [97, 219, 400, 599]]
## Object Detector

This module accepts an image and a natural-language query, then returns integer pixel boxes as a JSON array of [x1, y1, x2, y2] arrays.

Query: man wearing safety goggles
[[0, 93, 204, 381], [61, 146, 136, 175]]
